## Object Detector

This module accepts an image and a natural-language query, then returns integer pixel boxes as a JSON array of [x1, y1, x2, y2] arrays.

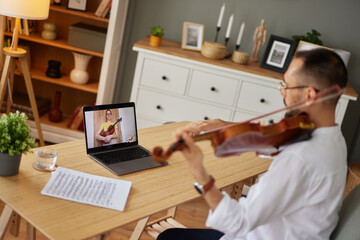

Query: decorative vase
[[48, 91, 63, 122], [70, 52, 93, 84], [0, 152, 22, 176], [149, 35, 162, 47], [46, 60, 62, 78], [41, 22, 57, 40]]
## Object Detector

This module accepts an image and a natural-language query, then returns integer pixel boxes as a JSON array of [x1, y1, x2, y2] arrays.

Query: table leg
[[26, 222, 36, 240], [9, 212, 20, 237], [130, 216, 150, 240], [0, 204, 14, 240]]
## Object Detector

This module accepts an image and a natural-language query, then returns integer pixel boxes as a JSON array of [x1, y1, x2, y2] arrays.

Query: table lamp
[[0, 0, 50, 146]]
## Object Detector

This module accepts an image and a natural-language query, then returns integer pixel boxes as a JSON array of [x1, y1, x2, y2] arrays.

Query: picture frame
[[260, 35, 297, 73], [181, 22, 204, 51], [295, 40, 332, 53], [67, 0, 87, 12]]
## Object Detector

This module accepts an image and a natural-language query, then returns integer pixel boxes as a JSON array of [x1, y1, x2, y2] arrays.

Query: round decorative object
[[200, 41, 227, 60], [41, 22, 57, 40], [0, 152, 22, 176], [70, 52, 93, 84], [46, 60, 61, 78], [231, 51, 249, 65]]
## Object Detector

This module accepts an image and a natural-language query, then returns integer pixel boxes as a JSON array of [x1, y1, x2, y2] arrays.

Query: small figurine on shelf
[[41, 22, 57, 40], [251, 19, 267, 61], [149, 26, 164, 47], [46, 60, 61, 78], [53, 0, 61, 6]]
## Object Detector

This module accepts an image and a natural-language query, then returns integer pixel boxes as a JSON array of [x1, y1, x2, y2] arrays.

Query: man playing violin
[[157, 48, 348, 240]]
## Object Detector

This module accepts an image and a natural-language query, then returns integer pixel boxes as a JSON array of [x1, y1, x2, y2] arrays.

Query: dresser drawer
[[188, 70, 238, 106], [137, 89, 232, 122], [140, 58, 189, 94], [233, 111, 281, 124], [237, 82, 284, 117]]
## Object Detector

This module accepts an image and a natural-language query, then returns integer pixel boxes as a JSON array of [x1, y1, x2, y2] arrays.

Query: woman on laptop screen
[[96, 109, 122, 146]]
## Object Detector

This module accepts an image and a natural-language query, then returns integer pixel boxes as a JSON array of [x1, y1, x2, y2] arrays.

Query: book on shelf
[[1, 92, 51, 120], [101, 0, 112, 18], [6, 17, 35, 36], [67, 105, 85, 131], [95, 0, 111, 17]]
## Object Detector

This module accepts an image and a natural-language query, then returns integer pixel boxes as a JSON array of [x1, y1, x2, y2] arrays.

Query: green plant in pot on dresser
[[0, 111, 37, 176]]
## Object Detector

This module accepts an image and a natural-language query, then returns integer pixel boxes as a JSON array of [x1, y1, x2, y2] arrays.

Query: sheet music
[[41, 167, 131, 211]]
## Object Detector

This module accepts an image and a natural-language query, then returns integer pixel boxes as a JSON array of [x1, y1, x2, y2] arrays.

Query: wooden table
[[0, 122, 271, 240]]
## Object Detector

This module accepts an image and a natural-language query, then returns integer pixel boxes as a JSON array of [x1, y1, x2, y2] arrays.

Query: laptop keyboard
[[94, 147, 150, 165]]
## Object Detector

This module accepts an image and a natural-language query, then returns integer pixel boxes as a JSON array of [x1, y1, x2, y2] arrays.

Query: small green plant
[[0, 111, 37, 156], [292, 29, 323, 46], [151, 25, 164, 37]]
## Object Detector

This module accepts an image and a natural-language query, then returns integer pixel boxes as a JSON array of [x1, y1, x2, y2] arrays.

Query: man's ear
[[307, 87, 318, 100]]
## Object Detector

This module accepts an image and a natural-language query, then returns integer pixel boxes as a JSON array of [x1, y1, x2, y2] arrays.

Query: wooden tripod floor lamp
[[0, 0, 51, 146]]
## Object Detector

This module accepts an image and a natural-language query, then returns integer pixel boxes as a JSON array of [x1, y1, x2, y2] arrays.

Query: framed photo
[[260, 35, 296, 73], [67, 0, 87, 12], [181, 22, 204, 51], [295, 40, 332, 53]]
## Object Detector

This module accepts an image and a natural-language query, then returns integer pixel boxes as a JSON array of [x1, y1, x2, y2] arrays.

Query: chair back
[[330, 184, 360, 240]]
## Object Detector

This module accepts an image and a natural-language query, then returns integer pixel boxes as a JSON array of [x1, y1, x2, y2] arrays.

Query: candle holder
[[224, 37, 232, 59], [214, 27, 221, 42]]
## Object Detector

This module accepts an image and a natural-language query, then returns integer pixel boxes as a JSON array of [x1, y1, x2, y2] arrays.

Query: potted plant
[[292, 29, 323, 47], [0, 111, 37, 176], [149, 25, 164, 47]]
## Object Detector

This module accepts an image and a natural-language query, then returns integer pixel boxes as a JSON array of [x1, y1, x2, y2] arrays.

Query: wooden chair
[[130, 206, 187, 239]]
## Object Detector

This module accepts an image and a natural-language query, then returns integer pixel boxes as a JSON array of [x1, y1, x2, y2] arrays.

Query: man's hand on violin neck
[[174, 119, 231, 139]]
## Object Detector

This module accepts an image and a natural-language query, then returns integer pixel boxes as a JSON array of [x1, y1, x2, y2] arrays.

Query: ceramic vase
[[41, 22, 57, 40], [0, 152, 22, 176], [149, 35, 162, 47], [70, 52, 93, 84], [48, 91, 63, 122]]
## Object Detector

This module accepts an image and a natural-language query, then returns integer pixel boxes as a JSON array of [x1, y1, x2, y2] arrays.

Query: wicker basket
[[232, 51, 249, 65], [201, 41, 227, 59]]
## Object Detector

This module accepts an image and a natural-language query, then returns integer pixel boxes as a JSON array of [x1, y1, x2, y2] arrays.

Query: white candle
[[236, 22, 245, 45], [225, 14, 234, 38], [217, 3, 225, 27]]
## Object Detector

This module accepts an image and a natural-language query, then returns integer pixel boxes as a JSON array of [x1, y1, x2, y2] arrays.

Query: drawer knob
[[162, 76, 167, 80], [156, 105, 162, 110], [210, 87, 216, 92], [204, 116, 209, 120], [268, 119, 274, 124], [260, 98, 265, 103]]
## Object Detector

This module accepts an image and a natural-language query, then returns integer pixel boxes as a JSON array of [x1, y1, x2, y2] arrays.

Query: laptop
[[82, 102, 167, 175]]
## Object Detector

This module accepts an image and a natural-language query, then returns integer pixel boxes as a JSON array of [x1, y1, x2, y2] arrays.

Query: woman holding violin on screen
[[157, 49, 348, 240], [96, 109, 120, 146]]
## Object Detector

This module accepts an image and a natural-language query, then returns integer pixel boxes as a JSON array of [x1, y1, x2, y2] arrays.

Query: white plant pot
[[70, 52, 93, 84]]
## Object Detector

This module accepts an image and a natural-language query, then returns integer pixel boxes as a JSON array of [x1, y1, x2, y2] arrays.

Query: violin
[[151, 85, 343, 163], [100, 117, 122, 137]]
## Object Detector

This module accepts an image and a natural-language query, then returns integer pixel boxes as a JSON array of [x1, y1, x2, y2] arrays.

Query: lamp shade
[[0, 0, 50, 20]]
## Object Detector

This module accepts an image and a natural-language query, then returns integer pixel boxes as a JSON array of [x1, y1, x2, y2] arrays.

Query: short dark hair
[[294, 48, 348, 90]]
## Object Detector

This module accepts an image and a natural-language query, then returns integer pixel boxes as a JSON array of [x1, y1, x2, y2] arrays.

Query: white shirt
[[206, 126, 347, 240]]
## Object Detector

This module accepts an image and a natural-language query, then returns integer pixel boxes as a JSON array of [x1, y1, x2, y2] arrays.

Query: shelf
[[50, 5, 109, 23], [28, 113, 84, 143], [15, 68, 99, 94], [4, 32, 104, 58]]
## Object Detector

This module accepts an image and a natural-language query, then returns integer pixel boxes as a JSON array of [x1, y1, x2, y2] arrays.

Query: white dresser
[[130, 37, 358, 129]]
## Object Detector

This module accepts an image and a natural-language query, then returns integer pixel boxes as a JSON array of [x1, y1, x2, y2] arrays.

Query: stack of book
[[67, 105, 85, 131], [94, 0, 112, 18], [6, 17, 36, 36], [1, 93, 51, 120]]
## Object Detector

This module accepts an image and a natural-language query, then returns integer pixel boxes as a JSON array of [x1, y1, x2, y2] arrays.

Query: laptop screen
[[83, 102, 139, 154]]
